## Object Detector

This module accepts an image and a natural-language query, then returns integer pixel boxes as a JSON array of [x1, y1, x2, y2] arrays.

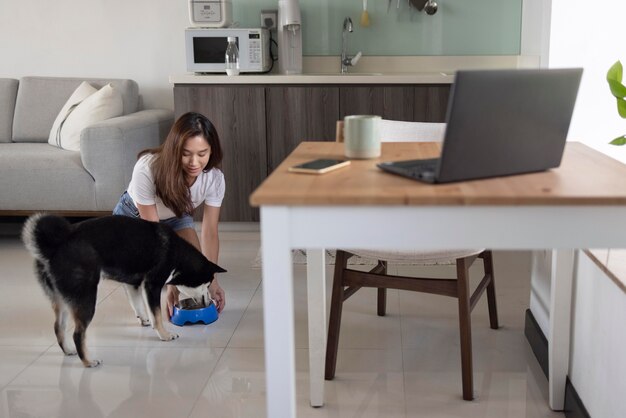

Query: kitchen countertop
[[169, 72, 455, 84], [170, 55, 540, 85]]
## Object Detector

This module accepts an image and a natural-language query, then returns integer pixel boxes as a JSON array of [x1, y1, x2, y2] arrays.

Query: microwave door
[[186, 28, 269, 73], [193, 37, 229, 64]]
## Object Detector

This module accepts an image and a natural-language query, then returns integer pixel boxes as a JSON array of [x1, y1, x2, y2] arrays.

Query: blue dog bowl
[[171, 299, 218, 326]]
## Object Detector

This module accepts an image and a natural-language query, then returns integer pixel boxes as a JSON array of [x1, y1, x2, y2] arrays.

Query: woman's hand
[[209, 279, 225, 313], [166, 285, 180, 319]]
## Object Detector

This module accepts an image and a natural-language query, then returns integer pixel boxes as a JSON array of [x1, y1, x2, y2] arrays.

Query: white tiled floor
[[0, 223, 564, 417]]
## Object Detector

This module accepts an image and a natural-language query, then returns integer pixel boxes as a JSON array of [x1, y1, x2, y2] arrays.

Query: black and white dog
[[22, 213, 226, 367]]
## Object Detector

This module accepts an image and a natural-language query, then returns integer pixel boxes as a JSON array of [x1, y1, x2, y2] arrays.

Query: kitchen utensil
[[360, 0, 370, 27], [409, 0, 427, 11], [424, 0, 438, 15]]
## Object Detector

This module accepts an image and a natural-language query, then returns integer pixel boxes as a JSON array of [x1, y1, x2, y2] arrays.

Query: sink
[[303, 72, 384, 76], [301, 72, 451, 77]]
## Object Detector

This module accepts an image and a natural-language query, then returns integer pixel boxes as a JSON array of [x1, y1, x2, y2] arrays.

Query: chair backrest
[[336, 119, 446, 143]]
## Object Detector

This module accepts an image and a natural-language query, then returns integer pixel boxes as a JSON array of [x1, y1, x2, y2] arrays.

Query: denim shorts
[[112, 191, 195, 232]]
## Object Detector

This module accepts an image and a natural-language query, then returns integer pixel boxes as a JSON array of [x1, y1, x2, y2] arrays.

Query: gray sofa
[[0, 76, 174, 215]]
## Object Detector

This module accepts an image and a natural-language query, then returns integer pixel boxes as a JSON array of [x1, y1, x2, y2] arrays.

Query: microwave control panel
[[248, 32, 262, 65]]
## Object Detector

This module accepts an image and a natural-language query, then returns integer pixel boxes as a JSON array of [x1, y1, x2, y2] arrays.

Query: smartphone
[[288, 158, 351, 174]]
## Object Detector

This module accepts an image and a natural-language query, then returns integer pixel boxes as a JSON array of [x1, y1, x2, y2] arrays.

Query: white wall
[[525, 0, 626, 336], [520, 0, 551, 68], [524, 0, 626, 339], [522, 0, 626, 164], [523, 2, 626, 413], [570, 254, 626, 418], [548, 0, 626, 164], [0, 0, 190, 110]]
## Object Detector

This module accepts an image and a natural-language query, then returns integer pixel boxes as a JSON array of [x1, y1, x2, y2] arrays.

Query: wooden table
[[250, 141, 626, 417]]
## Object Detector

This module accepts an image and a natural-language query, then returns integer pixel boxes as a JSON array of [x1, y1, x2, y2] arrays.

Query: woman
[[113, 112, 226, 317]]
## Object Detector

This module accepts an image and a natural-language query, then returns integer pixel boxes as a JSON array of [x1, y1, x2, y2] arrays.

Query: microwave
[[185, 28, 271, 73]]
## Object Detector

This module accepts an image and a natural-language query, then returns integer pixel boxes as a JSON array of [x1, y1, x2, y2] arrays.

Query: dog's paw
[[159, 332, 179, 341], [137, 316, 151, 327], [84, 359, 102, 368], [63, 349, 78, 356]]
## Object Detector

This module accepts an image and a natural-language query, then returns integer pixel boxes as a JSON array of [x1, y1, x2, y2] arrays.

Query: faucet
[[341, 17, 362, 74]]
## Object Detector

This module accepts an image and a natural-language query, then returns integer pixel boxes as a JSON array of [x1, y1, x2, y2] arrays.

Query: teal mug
[[343, 115, 382, 159]]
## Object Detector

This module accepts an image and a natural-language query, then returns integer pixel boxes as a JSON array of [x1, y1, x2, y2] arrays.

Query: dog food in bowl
[[171, 298, 218, 326], [177, 298, 206, 310]]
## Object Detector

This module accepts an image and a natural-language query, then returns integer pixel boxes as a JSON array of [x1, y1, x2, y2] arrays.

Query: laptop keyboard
[[378, 158, 439, 182], [400, 161, 438, 177]]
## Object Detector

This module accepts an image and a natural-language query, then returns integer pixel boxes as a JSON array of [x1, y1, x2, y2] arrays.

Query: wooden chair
[[326, 119, 499, 401]]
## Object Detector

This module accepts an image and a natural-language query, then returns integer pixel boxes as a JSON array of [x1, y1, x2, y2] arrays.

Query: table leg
[[261, 207, 297, 417], [306, 249, 326, 407], [548, 249, 576, 410]]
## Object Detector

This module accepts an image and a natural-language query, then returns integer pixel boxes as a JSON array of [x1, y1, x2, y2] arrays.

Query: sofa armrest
[[80, 109, 174, 210]]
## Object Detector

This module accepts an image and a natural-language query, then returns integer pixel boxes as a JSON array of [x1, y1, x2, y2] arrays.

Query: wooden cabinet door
[[339, 85, 450, 122], [266, 86, 339, 172], [174, 85, 266, 222], [413, 85, 451, 122], [339, 86, 414, 121]]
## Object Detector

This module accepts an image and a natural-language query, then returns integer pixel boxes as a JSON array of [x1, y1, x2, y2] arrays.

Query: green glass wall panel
[[232, 0, 522, 56]]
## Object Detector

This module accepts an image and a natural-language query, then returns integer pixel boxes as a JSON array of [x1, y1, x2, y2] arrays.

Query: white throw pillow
[[48, 83, 123, 151], [48, 81, 97, 148]]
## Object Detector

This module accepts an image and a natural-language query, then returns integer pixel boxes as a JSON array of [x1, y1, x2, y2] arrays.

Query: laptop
[[377, 68, 583, 183]]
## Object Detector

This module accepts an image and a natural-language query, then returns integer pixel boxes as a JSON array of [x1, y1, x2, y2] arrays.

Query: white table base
[[260, 205, 626, 416]]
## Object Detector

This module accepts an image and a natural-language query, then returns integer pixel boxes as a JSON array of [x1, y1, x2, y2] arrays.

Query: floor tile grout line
[[395, 276, 410, 418], [222, 279, 262, 349], [186, 279, 262, 418], [0, 343, 55, 392], [394, 267, 410, 418], [186, 346, 227, 418], [95, 282, 122, 306]]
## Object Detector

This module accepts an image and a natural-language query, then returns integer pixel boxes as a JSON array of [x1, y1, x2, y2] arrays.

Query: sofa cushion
[[49, 83, 123, 151], [48, 81, 98, 148], [0, 79, 18, 143], [12, 77, 139, 143], [0, 143, 97, 210]]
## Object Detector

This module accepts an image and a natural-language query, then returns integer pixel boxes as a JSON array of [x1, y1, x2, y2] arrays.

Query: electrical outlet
[[261, 9, 278, 30]]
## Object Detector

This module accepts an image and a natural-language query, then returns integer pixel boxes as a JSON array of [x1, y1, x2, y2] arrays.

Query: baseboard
[[524, 308, 549, 379], [565, 377, 591, 418], [215, 222, 260, 232]]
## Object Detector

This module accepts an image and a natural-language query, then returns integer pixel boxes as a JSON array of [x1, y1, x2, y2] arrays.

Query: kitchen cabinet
[[173, 83, 449, 221], [339, 85, 450, 122], [266, 87, 340, 172], [173, 85, 266, 222]]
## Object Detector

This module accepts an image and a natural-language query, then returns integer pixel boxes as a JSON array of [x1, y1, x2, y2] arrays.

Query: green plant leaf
[[618, 98, 626, 118], [607, 60, 623, 83], [608, 79, 626, 98], [607, 61, 626, 144]]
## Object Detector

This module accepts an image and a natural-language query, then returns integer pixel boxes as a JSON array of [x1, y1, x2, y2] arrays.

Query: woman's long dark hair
[[139, 112, 223, 217]]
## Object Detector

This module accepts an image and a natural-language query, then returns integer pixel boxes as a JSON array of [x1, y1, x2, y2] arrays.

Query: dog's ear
[[207, 260, 227, 274]]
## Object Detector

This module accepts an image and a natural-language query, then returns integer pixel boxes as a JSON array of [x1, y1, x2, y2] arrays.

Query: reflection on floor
[[0, 223, 564, 417]]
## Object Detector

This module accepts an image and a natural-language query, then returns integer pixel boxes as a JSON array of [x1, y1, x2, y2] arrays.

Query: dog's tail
[[22, 213, 72, 263]]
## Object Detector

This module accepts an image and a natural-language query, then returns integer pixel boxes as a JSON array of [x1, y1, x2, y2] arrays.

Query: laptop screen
[[435, 68, 582, 183]]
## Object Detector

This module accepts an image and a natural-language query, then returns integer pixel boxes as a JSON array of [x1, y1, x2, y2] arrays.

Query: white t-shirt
[[127, 154, 225, 220]]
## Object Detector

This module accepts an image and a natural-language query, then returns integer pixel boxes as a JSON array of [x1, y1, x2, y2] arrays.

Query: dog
[[22, 213, 226, 367]]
